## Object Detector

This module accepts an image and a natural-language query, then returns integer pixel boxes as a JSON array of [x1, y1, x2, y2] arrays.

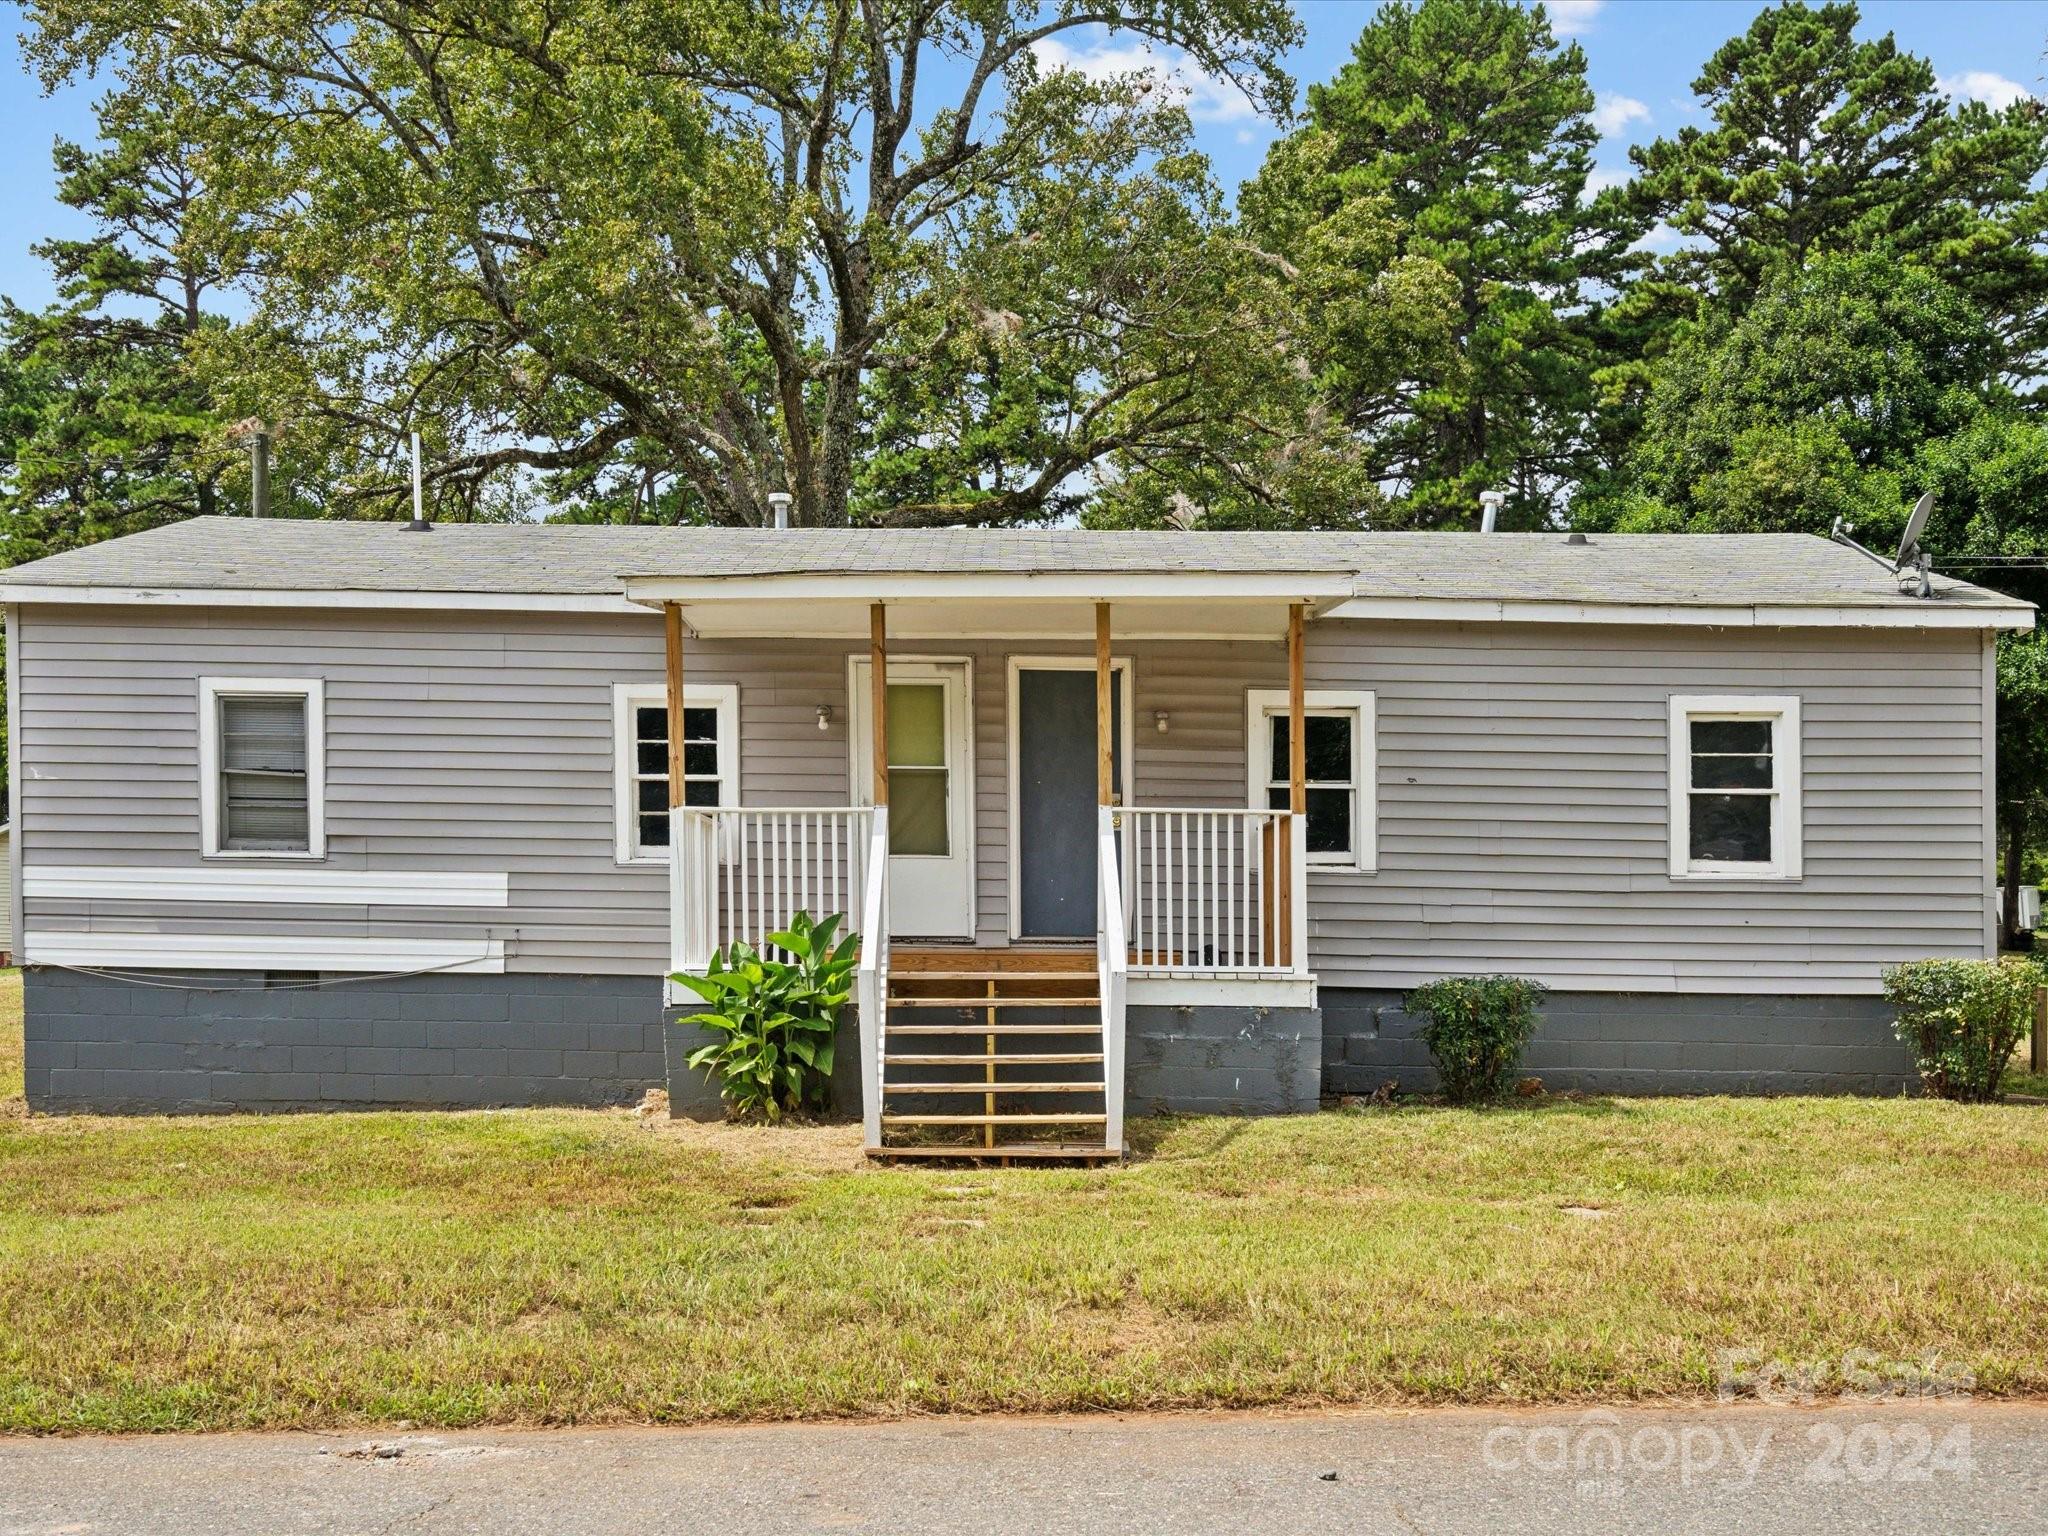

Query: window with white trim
[[612, 683, 737, 863], [199, 677, 325, 859], [1668, 695, 1802, 880], [1244, 689, 1376, 870]]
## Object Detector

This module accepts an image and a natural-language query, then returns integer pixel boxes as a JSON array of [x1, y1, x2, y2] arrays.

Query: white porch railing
[[1096, 807, 1128, 1153], [1121, 807, 1309, 976], [854, 807, 890, 1150], [673, 807, 874, 972]]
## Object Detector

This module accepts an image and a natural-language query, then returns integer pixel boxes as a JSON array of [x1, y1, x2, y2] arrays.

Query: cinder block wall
[[1321, 988, 1915, 1097], [24, 968, 665, 1112], [1127, 1004, 1322, 1114]]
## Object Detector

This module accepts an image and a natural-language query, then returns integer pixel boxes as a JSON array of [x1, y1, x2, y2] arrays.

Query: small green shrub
[[670, 910, 859, 1121], [1403, 975, 1548, 1105], [1882, 956, 2041, 1103]]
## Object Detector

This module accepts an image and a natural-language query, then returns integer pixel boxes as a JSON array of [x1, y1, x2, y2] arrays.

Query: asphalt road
[[4, 1401, 2044, 1535]]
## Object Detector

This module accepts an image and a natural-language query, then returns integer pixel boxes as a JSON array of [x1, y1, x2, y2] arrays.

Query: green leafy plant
[[1882, 957, 2041, 1103], [670, 911, 859, 1122], [1403, 975, 1548, 1105]]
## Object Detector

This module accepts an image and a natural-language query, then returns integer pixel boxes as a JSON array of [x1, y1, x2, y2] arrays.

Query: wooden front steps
[[868, 948, 1120, 1165]]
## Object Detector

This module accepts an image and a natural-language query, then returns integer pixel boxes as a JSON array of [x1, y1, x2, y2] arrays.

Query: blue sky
[[0, 0, 2041, 308]]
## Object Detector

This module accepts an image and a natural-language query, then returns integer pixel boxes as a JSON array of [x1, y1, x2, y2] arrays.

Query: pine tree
[[1627, 0, 2048, 390], [1238, 0, 1645, 528], [0, 98, 241, 564]]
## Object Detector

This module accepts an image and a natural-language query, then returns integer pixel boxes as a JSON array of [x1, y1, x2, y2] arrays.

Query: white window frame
[[612, 682, 738, 865], [1668, 694, 1803, 882], [198, 676, 326, 861], [1244, 688, 1376, 872]]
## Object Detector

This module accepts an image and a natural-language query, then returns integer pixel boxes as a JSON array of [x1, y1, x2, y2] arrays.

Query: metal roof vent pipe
[[768, 490, 794, 530], [406, 431, 432, 533], [1479, 490, 1504, 533]]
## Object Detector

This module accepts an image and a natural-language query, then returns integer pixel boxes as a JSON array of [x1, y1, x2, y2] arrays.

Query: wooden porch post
[[1095, 602, 1114, 807], [870, 602, 889, 807], [1282, 602, 1305, 967], [664, 603, 686, 809]]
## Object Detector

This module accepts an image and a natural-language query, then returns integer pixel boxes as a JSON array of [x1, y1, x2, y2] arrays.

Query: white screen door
[[850, 659, 974, 938]]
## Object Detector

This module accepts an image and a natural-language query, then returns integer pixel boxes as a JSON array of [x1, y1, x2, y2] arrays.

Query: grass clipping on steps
[[1, 1006, 2046, 1429]]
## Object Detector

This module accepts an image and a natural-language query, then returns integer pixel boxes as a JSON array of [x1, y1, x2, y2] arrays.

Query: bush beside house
[[1402, 976, 1548, 1105], [1882, 957, 2041, 1103]]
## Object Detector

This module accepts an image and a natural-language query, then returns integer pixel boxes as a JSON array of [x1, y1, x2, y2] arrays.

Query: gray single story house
[[1, 520, 2031, 1156]]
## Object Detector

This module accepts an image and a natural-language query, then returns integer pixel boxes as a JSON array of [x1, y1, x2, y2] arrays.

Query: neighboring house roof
[[0, 516, 2031, 629]]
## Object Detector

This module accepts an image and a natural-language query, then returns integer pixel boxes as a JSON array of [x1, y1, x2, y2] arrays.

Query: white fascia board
[[1325, 597, 2036, 631], [23, 931, 506, 973], [1126, 973, 1318, 1008], [0, 585, 641, 614], [622, 571, 1357, 605], [24, 866, 510, 907]]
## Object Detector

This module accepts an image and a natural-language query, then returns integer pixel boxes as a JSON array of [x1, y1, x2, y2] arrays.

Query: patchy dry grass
[[1, 989, 2045, 1432]]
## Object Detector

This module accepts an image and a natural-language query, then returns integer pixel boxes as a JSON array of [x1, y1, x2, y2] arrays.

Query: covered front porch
[[628, 573, 1338, 1158]]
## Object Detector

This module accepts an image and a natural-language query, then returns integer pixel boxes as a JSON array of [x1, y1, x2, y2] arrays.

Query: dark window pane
[[636, 705, 666, 741], [1267, 787, 1289, 811], [638, 811, 670, 848], [1691, 719, 1771, 755], [637, 741, 667, 775], [219, 695, 309, 851], [683, 742, 718, 776], [683, 779, 720, 807], [1692, 752, 1772, 790], [1305, 787, 1352, 854], [220, 696, 307, 772], [682, 707, 717, 741], [1269, 716, 1290, 782], [1690, 793, 1771, 863], [638, 779, 667, 813], [1303, 715, 1351, 782], [889, 768, 949, 855]]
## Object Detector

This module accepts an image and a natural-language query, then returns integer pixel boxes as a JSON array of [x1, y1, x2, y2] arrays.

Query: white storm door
[[850, 659, 975, 939]]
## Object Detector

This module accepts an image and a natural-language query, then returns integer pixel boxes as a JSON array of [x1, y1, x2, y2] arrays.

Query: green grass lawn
[[1, 984, 2045, 1433]]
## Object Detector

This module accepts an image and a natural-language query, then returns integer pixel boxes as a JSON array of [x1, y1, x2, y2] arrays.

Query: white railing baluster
[[672, 808, 877, 975], [1097, 806, 1127, 1155], [1110, 807, 1302, 979]]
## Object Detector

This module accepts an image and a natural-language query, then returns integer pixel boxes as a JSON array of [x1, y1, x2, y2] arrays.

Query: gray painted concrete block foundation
[[1128, 1004, 1322, 1115], [22, 968, 1918, 1113], [1320, 988, 1914, 1097], [23, 967, 666, 1112]]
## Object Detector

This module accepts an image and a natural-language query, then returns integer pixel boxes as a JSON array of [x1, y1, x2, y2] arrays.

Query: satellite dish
[[1897, 492, 1933, 568]]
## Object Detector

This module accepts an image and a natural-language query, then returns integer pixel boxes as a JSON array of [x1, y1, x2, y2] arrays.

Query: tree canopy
[[1224, 0, 1641, 530], [21, 0, 1306, 526]]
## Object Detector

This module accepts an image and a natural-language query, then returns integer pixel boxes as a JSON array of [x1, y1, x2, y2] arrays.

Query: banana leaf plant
[[669, 910, 859, 1121]]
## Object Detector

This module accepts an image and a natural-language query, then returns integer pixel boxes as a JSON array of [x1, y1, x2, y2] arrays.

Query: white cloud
[[1634, 222, 1683, 254], [1031, 32, 1258, 123], [1546, 0, 1604, 36], [1585, 165, 1629, 194], [1592, 92, 1651, 138], [1939, 70, 2034, 110]]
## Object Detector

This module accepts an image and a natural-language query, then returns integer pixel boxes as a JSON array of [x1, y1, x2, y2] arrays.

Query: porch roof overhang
[[620, 570, 1356, 639]]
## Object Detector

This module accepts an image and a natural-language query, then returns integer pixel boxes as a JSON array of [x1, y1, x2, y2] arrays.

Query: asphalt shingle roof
[[0, 516, 2026, 614]]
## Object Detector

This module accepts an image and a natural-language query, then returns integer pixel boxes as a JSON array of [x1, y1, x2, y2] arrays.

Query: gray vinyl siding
[[16, 606, 853, 975], [13, 605, 1991, 995], [1302, 620, 1992, 994]]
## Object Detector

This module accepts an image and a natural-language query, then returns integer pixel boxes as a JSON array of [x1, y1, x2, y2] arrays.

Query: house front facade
[[2, 521, 2030, 1155]]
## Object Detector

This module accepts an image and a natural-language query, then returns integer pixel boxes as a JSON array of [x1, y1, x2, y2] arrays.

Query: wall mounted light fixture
[[1154, 710, 1171, 734], [816, 704, 834, 732]]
